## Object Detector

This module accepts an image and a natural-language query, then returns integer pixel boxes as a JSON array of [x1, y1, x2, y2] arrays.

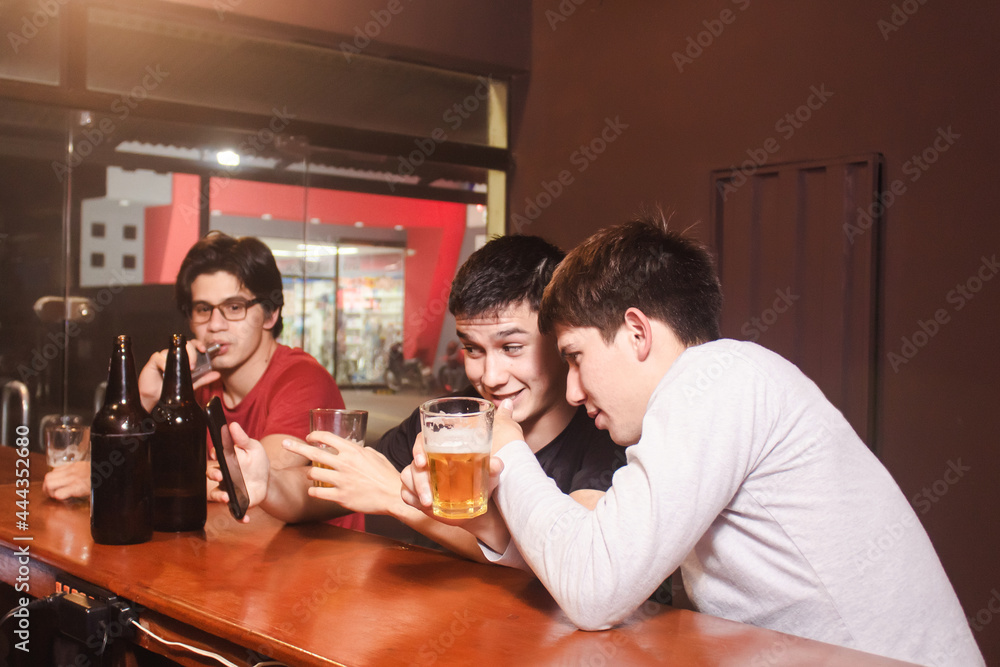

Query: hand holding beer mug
[[419, 397, 494, 519], [309, 409, 368, 488]]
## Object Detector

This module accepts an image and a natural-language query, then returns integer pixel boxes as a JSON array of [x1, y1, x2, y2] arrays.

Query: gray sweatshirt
[[483, 340, 983, 666]]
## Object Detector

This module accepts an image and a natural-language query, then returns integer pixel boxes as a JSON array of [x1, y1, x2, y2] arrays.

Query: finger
[[187, 338, 205, 357], [399, 466, 422, 507], [283, 439, 338, 463], [306, 485, 339, 503], [304, 464, 335, 486], [401, 461, 433, 507], [192, 370, 221, 391], [489, 457, 504, 476], [229, 421, 250, 448], [208, 488, 230, 504], [412, 434, 427, 469], [498, 397, 514, 418], [306, 431, 358, 452]]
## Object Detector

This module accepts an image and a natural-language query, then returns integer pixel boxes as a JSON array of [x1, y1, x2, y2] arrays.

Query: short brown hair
[[539, 212, 722, 346]]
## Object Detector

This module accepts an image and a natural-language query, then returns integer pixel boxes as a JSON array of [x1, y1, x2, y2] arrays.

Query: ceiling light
[[216, 150, 240, 167]]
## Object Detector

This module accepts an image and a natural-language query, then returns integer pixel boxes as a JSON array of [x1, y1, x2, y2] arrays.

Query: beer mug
[[310, 409, 368, 488], [419, 397, 495, 519]]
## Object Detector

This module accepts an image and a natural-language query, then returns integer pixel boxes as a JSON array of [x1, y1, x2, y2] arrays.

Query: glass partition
[[0, 2, 508, 450]]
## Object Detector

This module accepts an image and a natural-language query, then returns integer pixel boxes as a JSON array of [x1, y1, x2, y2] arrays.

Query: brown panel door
[[711, 154, 882, 448]]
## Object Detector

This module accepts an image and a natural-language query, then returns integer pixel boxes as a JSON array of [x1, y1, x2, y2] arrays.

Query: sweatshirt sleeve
[[492, 352, 769, 630]]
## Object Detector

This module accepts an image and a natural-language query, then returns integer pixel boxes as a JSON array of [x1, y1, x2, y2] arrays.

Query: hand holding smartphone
[[206, 396, 251, 521]]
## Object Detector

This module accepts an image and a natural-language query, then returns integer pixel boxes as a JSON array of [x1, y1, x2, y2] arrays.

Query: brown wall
[[512, 1, 1000, 662], [163, 0, 1000, 661]]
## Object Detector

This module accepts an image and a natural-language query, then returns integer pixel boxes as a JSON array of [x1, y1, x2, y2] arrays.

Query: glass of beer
[[419, 397, 495, 519], [309, 409, 368, 488]]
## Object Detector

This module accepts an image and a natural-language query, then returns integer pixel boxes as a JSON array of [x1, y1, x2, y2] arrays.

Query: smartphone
[[191, 343, 221, 382], [205, 396, 250, 520]]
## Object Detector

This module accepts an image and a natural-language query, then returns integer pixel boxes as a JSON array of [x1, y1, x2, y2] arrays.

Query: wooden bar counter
[[0, 446, 916, 666]]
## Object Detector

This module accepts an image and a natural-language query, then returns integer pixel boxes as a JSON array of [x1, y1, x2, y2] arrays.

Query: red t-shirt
[[199, 344, 364, 531]]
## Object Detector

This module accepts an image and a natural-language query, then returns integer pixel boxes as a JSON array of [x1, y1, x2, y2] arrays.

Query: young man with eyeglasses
[[42, 232, 364, 531]]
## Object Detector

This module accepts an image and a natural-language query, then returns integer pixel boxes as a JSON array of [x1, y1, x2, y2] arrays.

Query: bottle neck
[[160, 334, 195, 403], [106, 335, 143, 407]]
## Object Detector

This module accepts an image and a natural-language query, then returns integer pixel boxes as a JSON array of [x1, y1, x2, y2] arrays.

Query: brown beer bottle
[[90, 335, 154, 545], [151, 334, 207, 532]]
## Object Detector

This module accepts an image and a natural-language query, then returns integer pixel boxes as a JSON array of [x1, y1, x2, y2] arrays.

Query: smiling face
[[556, 324, 650, 446], [188, 271, 278, 373], [456, 301, 574, 447]]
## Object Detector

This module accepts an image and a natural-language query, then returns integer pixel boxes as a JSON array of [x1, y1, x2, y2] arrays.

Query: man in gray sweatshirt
[[402, 212, 983, 666]]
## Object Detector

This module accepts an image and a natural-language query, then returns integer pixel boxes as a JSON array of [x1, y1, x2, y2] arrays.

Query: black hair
[[175, 232, 285, 338], [449, 235, 565, 317]]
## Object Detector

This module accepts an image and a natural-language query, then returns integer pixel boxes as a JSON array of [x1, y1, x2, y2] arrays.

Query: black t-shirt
[[375, 387, 626, 494]]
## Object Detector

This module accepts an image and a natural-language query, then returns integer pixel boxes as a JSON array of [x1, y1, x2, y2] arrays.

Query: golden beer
[[312, 459, 334, 488], [427, 450, 490, 519], [419, 397, 495, 520], [309, 409, 368, 489]]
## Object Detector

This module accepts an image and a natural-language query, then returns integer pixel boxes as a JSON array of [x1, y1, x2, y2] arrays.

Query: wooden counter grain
[[0, 446, 917, 666]]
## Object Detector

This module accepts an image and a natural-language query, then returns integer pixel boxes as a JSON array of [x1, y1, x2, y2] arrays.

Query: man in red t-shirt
[[42, 233, 363, 532]]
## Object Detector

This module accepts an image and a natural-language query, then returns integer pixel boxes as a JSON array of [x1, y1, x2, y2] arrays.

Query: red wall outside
[[144, 176, 466, 365]]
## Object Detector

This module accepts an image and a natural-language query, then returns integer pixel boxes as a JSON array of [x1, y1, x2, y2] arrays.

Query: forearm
[[389, 500, 511, 563], [260, 466, 350, 524]]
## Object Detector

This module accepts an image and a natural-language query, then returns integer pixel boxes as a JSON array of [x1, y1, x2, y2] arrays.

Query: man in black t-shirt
[[234, 235, 626, 562]]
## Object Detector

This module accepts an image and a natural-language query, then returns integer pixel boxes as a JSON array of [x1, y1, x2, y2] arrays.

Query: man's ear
[[262, 307, 280, 331], [622, 307, 653, 362]]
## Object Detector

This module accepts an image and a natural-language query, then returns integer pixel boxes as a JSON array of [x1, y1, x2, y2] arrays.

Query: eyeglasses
[[188, 297, 264, 323]]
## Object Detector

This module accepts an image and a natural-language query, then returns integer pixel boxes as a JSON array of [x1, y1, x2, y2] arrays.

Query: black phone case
[[205, 396, 251, 520]]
